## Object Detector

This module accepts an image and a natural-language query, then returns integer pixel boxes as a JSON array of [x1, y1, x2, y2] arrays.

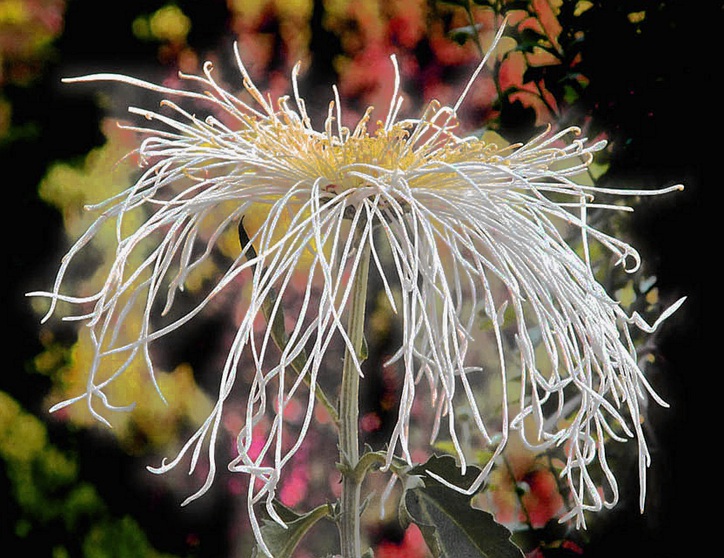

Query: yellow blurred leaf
[[615, 280, 636, 309]]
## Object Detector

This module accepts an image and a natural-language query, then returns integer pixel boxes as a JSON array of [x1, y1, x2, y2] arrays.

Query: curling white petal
[[33, 32, 684, 548]]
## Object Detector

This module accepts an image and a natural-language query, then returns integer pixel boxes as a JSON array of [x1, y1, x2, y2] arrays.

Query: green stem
[[338, 240, 371, 558], [464, 0, 485, 58], [503, 455, 534, 530]]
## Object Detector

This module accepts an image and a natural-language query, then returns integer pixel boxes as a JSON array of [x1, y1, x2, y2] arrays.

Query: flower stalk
[[338, 238, 371, 558]]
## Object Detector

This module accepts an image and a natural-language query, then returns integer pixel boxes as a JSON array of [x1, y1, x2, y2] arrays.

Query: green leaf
[[402, 456, 524, 558], [238, 217, 299, 367], [359, 334, 369, 363], [239, 218, 339, 426], [252, 500, 331, 558]]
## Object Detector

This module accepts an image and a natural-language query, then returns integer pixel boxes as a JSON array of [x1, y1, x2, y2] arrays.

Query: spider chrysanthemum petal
[[30, 27, 683, 549]]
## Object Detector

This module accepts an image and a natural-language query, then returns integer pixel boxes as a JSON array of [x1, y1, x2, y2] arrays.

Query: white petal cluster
[[31, 29, 683, 550]]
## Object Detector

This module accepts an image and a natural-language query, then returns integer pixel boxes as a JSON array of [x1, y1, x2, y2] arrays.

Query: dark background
[[4, 0, 708, 556]]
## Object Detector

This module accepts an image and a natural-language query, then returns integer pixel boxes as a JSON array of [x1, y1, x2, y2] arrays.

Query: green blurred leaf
[[496, 0, 530, 11], [402, 455, 524, 558], [252, 500, 331, 558], [1, 391, 179, 556], [563, 84, 580, 105], [523, 64, 547, 84], [437, 0, 470, 7], [449, 24, 483, 45], [83, 515, 175, 558], [514, 27, 548, 53]]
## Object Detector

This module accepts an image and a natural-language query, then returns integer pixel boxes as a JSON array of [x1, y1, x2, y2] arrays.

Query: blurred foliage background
[[3, 0, 706, 556]]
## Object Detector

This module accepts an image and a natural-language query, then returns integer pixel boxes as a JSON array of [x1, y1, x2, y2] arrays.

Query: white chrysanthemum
[[31, 29, 683, 549]]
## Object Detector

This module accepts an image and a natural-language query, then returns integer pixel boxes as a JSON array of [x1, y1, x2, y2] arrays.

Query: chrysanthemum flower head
[[30, 24, 684, 551]]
